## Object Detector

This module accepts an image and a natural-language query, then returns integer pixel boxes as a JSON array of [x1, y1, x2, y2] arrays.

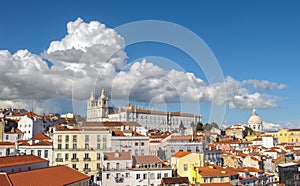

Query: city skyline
[[0, 1, 299, 129]]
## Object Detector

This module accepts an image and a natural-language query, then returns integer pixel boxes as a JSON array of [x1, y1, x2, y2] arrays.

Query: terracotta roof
[[31, 141, 53, 146], [134, 155, 164, 165], [8, 165, 89, 186], [0, 142, 15, 146], [265, 149, 278, 153], [0, 173, 12, 186], [172, 151, 192, 158], [161, 177, 189, 184], [31, 133, 51, 140], [132, 131, 144, 136], [242, 167, 264, 173], [198, 166, 229, 177], [13, 112, 39, 118], [112, 130, 124, 136], [104, 152, 132, 161], [0, 155, 48, 168]]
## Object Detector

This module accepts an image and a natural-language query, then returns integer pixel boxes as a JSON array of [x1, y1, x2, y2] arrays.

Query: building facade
[[87, 89, 109, 122], [52, 127, 112, 183]]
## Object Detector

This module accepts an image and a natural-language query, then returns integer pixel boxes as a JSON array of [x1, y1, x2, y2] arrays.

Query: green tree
[[196, 122, 203, 130]]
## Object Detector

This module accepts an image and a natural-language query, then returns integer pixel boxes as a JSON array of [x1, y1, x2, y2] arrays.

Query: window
[[97, 143, 101, 149], [135, 149, 138, 155], [37, 150, 41, 157], [5, 135, 8, 140], [106, 174, 110, 179], [126, 173, 130, 178], [184, 164, 188, 171], [65, 153, 69, 161], [103, 137, 107, 142], [58, 135, 62, 142], [97, 135, 101, 142], [97, 163, 101, 169], [85, 143, 89, 150], [84, 153, 89, 159], [73, 135, 77, 142], [136, 174, 140, 179], [44, 150, 48, 158], [72, 164, 77, 169], [103, 143, 107, 150], [31, 150, 34, 155], [135, 142, 139, 146], [65, 135, 69, 142], [65, 144, 69, 149], [116, 163, 120, 170], [84, 163, 89, 169], [73, 144, 77, 150], [141, 149, 145, 156], [85, 135, 89, 142], [72, 153, 77, 159], [220, 177, 224, 182], [141, 142, 145, 146], [157, 173, 161, 179], [97, 153, 101, 160], [143, 173, 147, 179], [210, 178, 213, 182], [58, 144, 62, 149], [164, 173, 168, 178]]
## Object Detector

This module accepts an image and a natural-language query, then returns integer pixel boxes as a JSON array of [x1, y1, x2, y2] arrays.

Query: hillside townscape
[[0, 90, 299, 186]]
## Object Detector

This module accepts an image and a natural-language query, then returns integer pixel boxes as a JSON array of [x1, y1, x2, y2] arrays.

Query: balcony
[[115, 177, 124, 183], [83, 157, 91, 161], [56, 158, 63, 162], [71, 158, 79, 162], [83, 168, 91, 173]]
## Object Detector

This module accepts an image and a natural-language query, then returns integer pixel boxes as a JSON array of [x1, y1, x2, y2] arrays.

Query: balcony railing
[[71, 158, 79, 162], [56, 158, 63, 162], [83, 157, 91, 161], [83, 168, 91, 173]]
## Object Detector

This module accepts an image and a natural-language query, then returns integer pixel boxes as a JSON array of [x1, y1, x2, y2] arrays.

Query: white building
[[18, 133, 53, 165], [87, 89, 109, 122], [262, 136, 275, 148], [0, 142, 16, 157], [131, 155, 172, 186], [17, 113, 57, 140], [101, 152, 132, 186], [248, 109, 263, 132], [3, 128, 23, 143], [113, 104, 202, 131]]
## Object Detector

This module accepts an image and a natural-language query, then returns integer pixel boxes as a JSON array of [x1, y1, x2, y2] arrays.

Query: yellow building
[[278, 128, 300, 144], [53, 127, 111, 183], [189, 164, 239, 185], [264, 131, 278, 138], [171, 151, 204, 183]]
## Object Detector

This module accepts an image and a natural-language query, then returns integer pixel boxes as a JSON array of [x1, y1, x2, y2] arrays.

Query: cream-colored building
[[171, 151, 204, 181], [53, 127, 112, 183]]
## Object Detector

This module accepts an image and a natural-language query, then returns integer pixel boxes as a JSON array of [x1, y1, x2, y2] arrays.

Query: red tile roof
[[8, 165, 89, 186], [0, 173, 12, 186], [161, 177, 189, 184], [31, 141, 53, 146], [0, 142, 15, 146], [104, 152, 132, 161], [134, 155, 165, 165], [112, 130, 124, 136], [172, 151, 192, 158], [0, 155, 48, 168], [30, 133, 51, 140]]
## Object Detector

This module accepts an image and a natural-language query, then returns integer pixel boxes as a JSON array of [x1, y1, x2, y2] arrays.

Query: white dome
[[248, 109, 262, 124]]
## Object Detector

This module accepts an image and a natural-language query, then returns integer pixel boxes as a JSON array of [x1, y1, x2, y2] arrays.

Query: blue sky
[[0, 1, 299, 128]]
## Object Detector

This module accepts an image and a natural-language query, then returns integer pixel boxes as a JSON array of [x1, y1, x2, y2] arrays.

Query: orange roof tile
[[0, 173, 12, 186], [172, 151, 192, 158], [134, 155, 165, 165], [112, 130, 124, 136], [161, 177, 189, 184], [31, 141, 53, 146], [104, 152, 132, 161], [8, 165, 89, 186], [30, 133, 51, 140], [0, 155, 48, 168], [0, 142, 15, 146]]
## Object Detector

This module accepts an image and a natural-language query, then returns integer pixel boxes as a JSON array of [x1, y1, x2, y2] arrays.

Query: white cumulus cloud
[[0, 18, 286, 114]]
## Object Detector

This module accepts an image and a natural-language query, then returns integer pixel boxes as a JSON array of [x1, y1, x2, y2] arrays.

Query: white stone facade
[[87, 89, 109, 122]]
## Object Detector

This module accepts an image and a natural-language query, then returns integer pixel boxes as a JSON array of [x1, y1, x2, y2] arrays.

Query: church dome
[[248, 109, 262, 124]]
